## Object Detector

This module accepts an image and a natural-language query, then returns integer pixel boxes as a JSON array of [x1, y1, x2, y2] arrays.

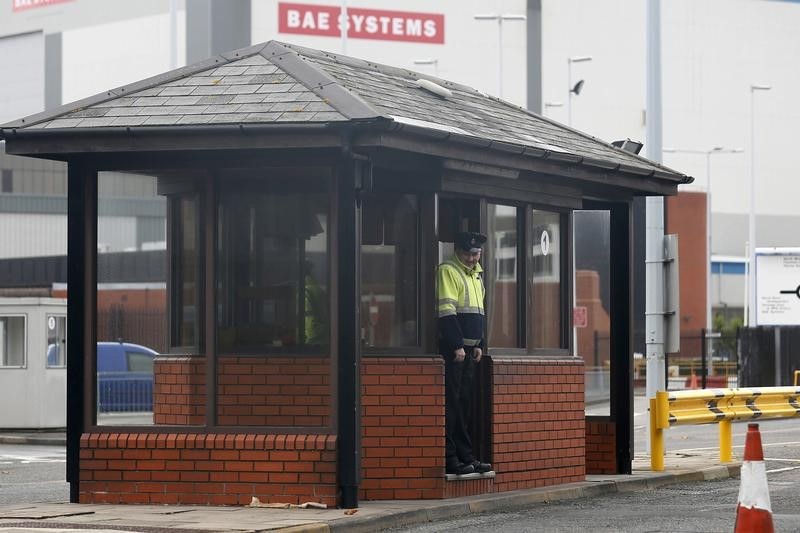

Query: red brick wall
[[216, 356, 331, 427], [152, 356, 332, 427], [492, 358, 585, 491], [360, 356, 586, 500], [360, 356, 446, 500], [586, 420, 616, 474], [79, 433, 337, 506], [666, 191, 707, 333], [153, 357, 205, 425]]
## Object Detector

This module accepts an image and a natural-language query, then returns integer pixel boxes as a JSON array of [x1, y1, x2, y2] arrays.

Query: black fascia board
[[0, 121, 381, 157]]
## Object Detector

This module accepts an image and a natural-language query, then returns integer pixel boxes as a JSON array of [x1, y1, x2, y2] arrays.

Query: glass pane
[[574, 210, 611, 416], [46, 315, 67, 368], [0, 316, 25, 367], [361, 194, 419, 348], [438, 197, 480, 263], [487, 204, 519, 348], [173, 196, 198, 348], [217, 186, 329, 352], [530, 210, 562, 349], [215, 173, 331, 428], [97, 171, 166, 425]]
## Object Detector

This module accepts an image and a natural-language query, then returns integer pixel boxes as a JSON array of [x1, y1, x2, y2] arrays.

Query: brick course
[[492, 358, 586, 491], [79, 433, 337, 506], [360, 356, 586, 499]]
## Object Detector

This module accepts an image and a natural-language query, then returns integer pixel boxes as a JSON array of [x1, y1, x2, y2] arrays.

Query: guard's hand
[[454, 348, 466, 362], [473, 347, 483, 363]]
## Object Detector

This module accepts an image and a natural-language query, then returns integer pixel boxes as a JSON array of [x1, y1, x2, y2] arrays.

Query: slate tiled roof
[[18, 53, 347, 129], [0, 40, 690, 183]]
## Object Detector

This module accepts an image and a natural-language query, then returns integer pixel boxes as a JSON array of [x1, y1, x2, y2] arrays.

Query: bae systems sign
[[278, 2, 445, 44]]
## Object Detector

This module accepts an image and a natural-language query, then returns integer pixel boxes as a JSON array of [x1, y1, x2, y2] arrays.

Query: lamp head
[[571, 79, 585, 95]]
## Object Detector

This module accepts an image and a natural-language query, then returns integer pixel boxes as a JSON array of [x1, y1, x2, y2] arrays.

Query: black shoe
[[446, 462, 475, 475], [471, 461, 492, 473]]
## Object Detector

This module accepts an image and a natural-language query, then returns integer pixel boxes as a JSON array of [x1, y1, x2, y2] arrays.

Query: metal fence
[[97, 371, 153, 412], [623, 330, 739, 391], [97, 306, 166, 353]]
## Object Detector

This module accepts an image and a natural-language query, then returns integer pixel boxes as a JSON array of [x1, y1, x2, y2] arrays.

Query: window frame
[[167, 192, 204, 355], [45, 314, 67, 368], [481, 202, 571, 358], [526, 207, 571, 356], [484, 202, 526, 351], [0, 314, 27, 369], [359, 191, 424, 354], [214, 170, 334, 357]]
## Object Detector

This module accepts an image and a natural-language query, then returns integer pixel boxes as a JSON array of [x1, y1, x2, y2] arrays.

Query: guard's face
[[456, 248, 481, 269]]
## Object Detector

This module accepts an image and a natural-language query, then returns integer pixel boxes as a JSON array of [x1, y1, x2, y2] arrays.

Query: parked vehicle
[[96, 342, 158, 412]]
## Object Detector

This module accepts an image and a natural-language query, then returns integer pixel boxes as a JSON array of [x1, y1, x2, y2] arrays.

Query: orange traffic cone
[[687, 371, 699, 390], [734, 423, 774, 533]]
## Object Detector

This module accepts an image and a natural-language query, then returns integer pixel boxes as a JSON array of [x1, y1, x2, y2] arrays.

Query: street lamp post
[[567, 56, 592, 126], [413, 58, 439, 77], [474, 13, 526, 98], [663, 146, 744, 336], [747, 84, 771, 327]]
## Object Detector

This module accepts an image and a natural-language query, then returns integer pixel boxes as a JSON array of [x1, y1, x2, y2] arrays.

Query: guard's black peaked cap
[[454, 232, 487, 253]]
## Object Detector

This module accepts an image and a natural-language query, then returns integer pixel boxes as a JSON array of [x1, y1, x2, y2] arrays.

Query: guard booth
[[0, 41, 691, 508]]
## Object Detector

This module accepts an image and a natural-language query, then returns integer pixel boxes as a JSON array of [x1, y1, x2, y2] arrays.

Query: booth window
[[360, 193, 420, 348], [530, 209, 564, 350], [216, 177, 330, 354], [46, 315, 67, 368], [0, 316, 25, 367], [487, 203, 522, 348], [169, 195, 200, 351]]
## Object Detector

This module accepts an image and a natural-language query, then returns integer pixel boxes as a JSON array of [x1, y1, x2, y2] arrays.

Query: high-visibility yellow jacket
[[436, 255, 485, 355], [304, 274, 328, 345]]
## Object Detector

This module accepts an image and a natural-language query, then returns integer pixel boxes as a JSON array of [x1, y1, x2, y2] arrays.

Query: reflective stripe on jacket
[[436, 256, 485, 355]]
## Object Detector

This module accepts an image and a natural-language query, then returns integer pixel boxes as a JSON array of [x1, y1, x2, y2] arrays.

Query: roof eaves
[[580, 156, 621, 171], [261, 41, 382, 121], [544, 151, 582, 164], [618, 163, 655, 177], [483, 92, 690, 179]]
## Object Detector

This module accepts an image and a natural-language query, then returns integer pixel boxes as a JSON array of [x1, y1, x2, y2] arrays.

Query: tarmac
[[0, 431, 741, 533]]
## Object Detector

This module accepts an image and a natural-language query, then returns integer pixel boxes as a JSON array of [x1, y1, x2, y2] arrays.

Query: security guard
[[437, 231, 492, 475]]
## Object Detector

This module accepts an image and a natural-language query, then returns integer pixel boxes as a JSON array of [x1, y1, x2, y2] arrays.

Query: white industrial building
[[3, 0, 799, 296], [1, 0, 799, 426]]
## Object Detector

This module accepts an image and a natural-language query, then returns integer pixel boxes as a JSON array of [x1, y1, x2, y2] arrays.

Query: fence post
[[701, 328, 708, 389], [650, 396, 664, 471], [719, 419, 732, 463]]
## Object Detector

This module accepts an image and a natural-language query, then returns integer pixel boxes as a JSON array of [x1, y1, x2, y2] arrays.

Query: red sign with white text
[[278, 3, 445, 44], [13, 0, 73, 12]]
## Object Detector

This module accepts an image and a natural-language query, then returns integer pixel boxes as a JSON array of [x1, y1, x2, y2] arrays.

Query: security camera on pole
[[567, 56, 591, 126]]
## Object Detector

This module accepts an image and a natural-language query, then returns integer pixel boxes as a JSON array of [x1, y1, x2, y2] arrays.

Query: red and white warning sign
[[278, 3, 445, 44]]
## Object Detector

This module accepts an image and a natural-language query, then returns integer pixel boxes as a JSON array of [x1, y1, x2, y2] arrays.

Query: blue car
[[96, 342, 158, 412]]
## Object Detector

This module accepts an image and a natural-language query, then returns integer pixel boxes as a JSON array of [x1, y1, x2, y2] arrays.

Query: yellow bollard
[[650, 397, 664, 471], [719, 419, 733, 462]]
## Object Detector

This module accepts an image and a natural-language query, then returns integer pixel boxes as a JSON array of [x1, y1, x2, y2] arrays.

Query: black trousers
[[443, 348, 476, 466]]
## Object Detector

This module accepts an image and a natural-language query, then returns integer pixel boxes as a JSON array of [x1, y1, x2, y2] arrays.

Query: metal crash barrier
[[650, 386, 800, 471]]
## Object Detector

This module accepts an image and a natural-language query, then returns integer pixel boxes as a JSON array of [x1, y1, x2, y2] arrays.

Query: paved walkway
[[0, 432, 739, 533]]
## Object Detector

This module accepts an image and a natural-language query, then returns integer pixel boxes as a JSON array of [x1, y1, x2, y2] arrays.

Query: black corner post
[[337, 141, 362, 508], [66, 161, 94, 502], [610, 201, 633, 474]]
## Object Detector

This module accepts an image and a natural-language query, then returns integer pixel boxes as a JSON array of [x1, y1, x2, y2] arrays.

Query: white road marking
[[766, 466, 800, 474]]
